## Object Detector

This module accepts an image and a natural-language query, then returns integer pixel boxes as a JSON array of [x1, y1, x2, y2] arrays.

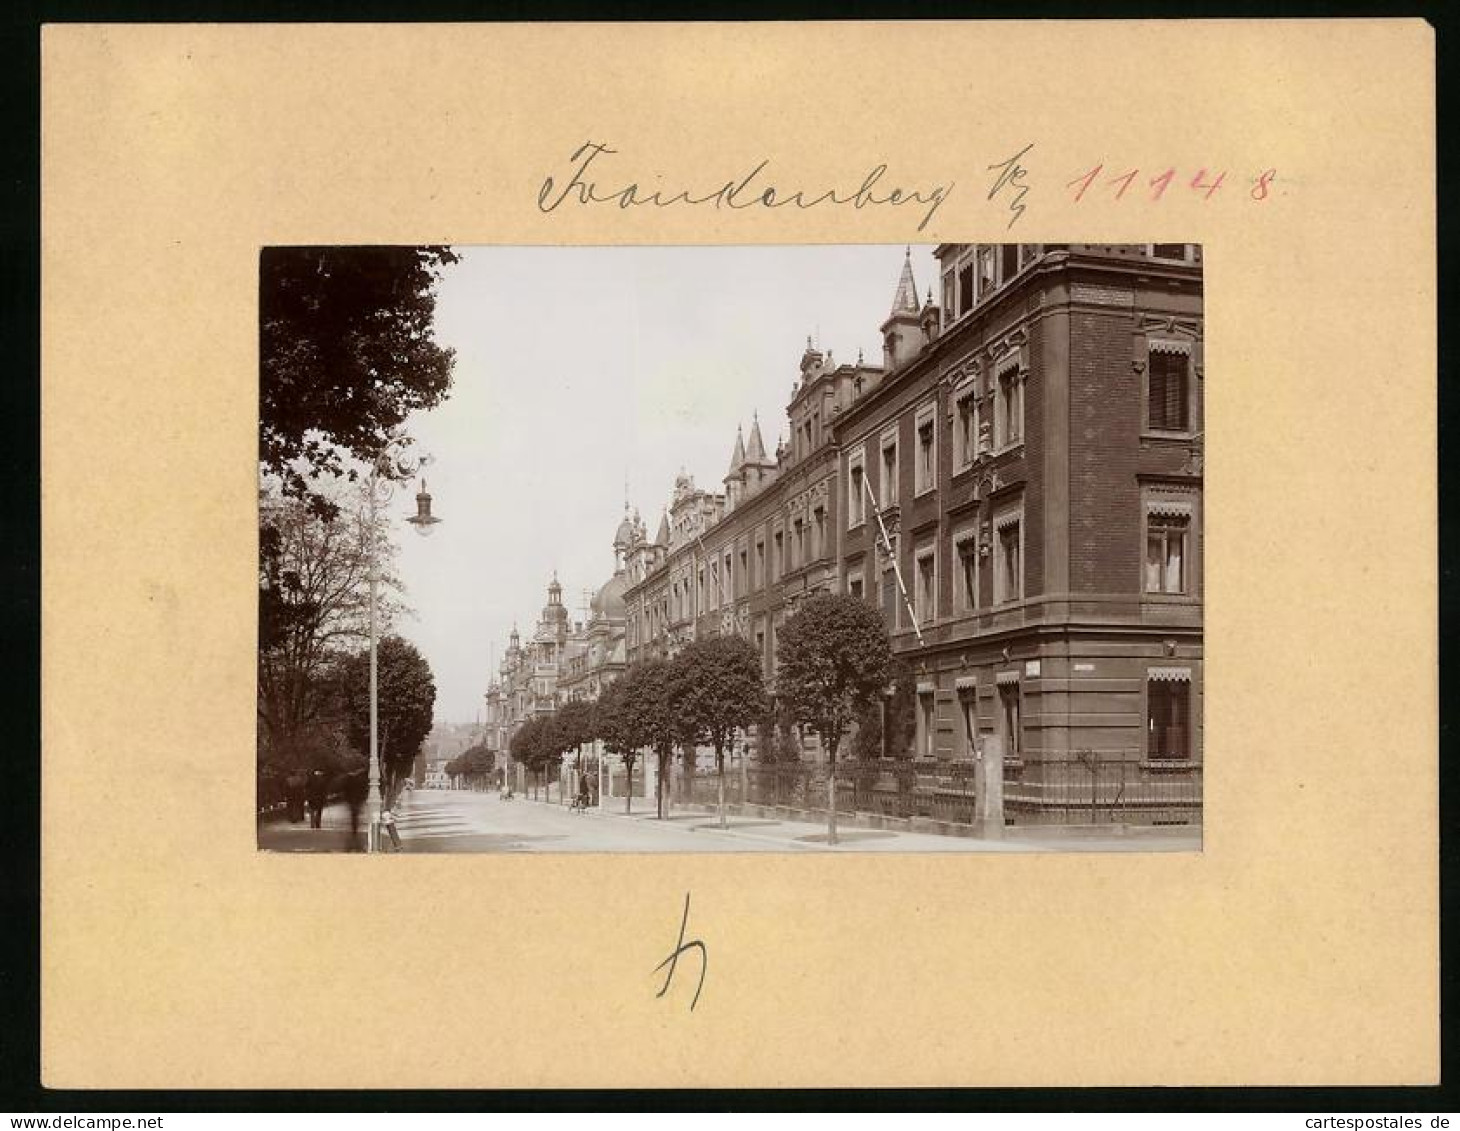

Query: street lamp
[[365, 438, 442, 853]]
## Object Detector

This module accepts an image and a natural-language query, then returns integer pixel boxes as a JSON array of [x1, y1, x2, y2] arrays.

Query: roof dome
[[590, 571, 628, 620], [613, 508, 636, 549]]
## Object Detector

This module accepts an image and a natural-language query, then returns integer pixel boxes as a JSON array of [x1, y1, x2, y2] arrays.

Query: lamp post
[[365, 438, 441, 853]]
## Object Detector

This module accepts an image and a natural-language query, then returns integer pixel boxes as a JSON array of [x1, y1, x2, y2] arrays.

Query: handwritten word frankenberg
[[538, 142, 955, 233]]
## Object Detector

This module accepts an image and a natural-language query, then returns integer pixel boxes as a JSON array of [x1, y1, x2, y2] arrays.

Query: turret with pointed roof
[[881, 247, 928, 371], [725, 424, 746, 480], [889, 247, 920, 316], [723, 423, 747, 513], [745, 413, 769, 463], [739, 410, 779, 499]]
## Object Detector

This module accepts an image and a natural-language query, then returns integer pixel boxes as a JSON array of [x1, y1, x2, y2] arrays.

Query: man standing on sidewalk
[[343, 767, 368, 850], [305, 768, 328, 829]]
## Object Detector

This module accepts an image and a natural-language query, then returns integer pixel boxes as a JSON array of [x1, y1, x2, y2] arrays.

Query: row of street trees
[[504, 594, 893, 845], [445, 743, 496, 790]]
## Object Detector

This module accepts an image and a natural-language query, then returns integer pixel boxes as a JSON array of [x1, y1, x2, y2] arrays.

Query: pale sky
[[392, 244, 940, 723]]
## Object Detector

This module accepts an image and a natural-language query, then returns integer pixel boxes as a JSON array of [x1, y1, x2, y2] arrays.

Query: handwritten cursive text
[[538, 142, 955, 233], [653, 892, 707, 1012]]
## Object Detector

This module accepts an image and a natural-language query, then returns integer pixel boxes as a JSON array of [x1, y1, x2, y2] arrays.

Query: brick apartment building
[[835, 244, 1203, 804]]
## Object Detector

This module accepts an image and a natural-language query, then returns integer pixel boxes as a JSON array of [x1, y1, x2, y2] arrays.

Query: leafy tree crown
[[775, 594, 892, 756], [669, 635, 767, 753]]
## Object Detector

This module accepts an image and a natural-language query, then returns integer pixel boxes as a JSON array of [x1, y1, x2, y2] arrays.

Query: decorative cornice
[[1137, 313, 1202, 340]]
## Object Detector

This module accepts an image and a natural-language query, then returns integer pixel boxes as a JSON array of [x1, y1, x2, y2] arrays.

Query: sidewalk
[[257, 798, 366, 852], [579, 799, 1036, 852], [577, 797, 1200, 853]]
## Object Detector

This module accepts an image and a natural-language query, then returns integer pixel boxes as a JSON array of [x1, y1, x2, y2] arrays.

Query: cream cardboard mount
[[39, 21, 1436, 1088]]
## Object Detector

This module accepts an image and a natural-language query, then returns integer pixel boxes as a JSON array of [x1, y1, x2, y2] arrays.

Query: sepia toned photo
[[257, 242, 1204, 855]]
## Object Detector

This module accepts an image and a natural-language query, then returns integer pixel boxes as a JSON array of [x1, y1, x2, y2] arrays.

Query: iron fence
[[672, 751, 1201, 828], [1004, 753, 1202, 826]]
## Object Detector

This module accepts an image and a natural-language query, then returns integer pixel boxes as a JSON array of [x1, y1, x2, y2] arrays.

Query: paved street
[[258, 787, 1199, 853]]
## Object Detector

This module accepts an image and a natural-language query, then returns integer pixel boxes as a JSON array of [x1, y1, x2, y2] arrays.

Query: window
[[722, 553, 732, 604], [1145, 511, 1190, 594], [793, 518, 805, 569], [1147, 676, 1191, 759], [1147, 346, 1190, 431], [999, 243, 1018, 280], [848, 573, 864, 602], [957, 260, 974, 317], [942, 268, 956, 317], [812, 506, 825, 560], [994, 512, 1022, 604], [1018, 243, 1041, 268], [999, 680, 1022, 758], [848, 457, 866, 527], [881, 569, 898, 628], [697, 567, 705, 615], [917, 688, 936, 759], [773, 529, 784, 578], [954, 384, 979, 472], [880, 431, 899, 506], [915, 547, 936, 624], [738, 549, 748, 596], [954, 529, 979, 612], [755, 539, 765, 590], [995, 359, 1024, 448], [1150, 243, 1189, 261], [709, 561, 719, 609], [977, 246, 997, 299], [915, 406, 937, 495], [957, 684, 977, 758]]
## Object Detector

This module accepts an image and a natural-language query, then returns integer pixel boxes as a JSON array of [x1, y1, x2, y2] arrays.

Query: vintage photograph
[[257, 243, 1204, 854]]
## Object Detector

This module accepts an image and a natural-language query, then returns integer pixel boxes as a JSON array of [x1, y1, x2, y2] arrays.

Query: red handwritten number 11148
[[1068, 165, 1277, 202]]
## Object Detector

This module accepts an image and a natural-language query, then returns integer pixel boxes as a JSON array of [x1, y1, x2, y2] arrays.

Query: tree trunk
[[716, 745, 726, 829], [827, 745, 839, 846], [626, 758, 633, 814]]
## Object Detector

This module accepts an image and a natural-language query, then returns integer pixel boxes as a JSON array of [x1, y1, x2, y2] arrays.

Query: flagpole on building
[[862, 472, 925, 647]]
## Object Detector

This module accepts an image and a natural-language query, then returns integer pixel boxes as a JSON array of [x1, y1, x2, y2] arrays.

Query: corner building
[[831, 244, 1203, 819]]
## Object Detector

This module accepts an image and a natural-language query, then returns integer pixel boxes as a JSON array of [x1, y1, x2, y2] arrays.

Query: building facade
[[488, 245, 1203, 823]]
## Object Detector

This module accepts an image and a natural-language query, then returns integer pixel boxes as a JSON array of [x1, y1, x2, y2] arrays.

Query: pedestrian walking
[[342, 767, 368, 850], [305, 768, 328, 829], [285, 769, 307, 824]]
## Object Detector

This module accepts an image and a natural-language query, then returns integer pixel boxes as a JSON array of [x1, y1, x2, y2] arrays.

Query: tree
[[753, 699, 802, 763], [447, 743, 495, 790], [335, 635, 437, 805], [602, 660, 685, 818], [510, 716, 552, 800], [260, 245, 459, 518], [619, 659, 688, 819], [257, 490, 402, 773], [595, 678, 640, 814], [550, 699, 598, 798], [670, 635, 767, 828], [776, 594, 892, 845], [850, 658, 917, 761]]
